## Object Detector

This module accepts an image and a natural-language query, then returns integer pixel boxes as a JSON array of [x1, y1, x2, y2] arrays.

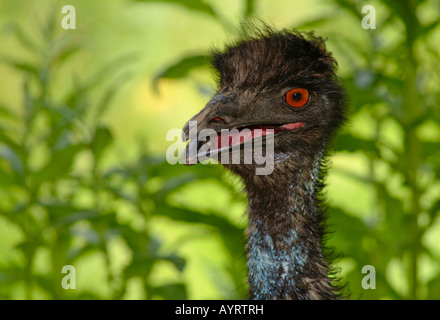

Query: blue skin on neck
[[247, 219, 308, 300], [246, 151, 324, 299]]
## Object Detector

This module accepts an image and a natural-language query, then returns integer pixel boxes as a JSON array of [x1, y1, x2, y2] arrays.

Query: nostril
[[211, 117, 224, 123]]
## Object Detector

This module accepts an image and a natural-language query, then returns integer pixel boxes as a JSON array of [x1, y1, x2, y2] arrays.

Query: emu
[[182, 26, 346, 300]]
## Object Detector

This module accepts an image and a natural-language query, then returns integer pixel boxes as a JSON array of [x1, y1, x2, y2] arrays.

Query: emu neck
[[245, 152, 337, 300]]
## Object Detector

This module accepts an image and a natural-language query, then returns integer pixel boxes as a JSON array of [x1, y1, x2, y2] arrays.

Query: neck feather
[[244, 151, 339, 300]]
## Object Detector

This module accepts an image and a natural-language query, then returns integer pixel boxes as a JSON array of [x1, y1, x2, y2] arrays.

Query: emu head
[[182, 28, 345, 179]]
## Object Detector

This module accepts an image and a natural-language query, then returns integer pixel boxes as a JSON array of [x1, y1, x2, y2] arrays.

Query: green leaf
[[147, 159, 223, 180], [90, 126, 113, 163], [67, 243, 99, 260], [23, 79, 35, 125], [427, 276, 440, 299], [75, 291, 105, 300], [1, 57, 39, 77], [0, 268, 23, 285], [0, 126, 22, 153], [429, 198, 440, 221], [162, 253, 186, 272], [91, 71, 133, 121], [32, 143, 85, 184], [4, 23, 41, 53], [327, 207, 370, 258], [421, 141, 440, 160], [333, 133, 379, 154], [16, 236, 41, 258], [155, 172, 199, 198], [333, 0, 363, 19], [0, 146, 24, 176], [124, 256, 155, 278], [88, 212, 120, 233], [50, 41, 82, 67], [290, 14, 333, 30], [70, 53, 137, 101], [154, 202, 243, 236], [418, 19, 440, 38], [134, 0, 217, 18], [0, 101, 19, 122], [43, 202, 100, 227], [40, 6, 58, 42], [150, 283, 188, 299], [342, 78, 383, 112], [32, 274, 56, 296], [381, 0, 419, 38], [0, 165, 18, 187], [153, 55, 209, 90], [244, 0, 256, 17]]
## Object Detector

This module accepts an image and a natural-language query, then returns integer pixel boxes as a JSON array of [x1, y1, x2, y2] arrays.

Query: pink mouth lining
[[216, 122, 305, 149]]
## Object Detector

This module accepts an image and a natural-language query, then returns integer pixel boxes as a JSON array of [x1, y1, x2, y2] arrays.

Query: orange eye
[[285, 88, 309, 108]]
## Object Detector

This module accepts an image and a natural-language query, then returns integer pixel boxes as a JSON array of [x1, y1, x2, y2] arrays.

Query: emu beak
[[181, 109, 209, 166], [181, 92, 239, 165]]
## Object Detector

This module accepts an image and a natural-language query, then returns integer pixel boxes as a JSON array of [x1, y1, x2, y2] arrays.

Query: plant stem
[[402, 18, 422, 299]]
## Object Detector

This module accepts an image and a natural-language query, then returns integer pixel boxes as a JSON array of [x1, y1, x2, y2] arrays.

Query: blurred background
[[0, 0, 439, 300]]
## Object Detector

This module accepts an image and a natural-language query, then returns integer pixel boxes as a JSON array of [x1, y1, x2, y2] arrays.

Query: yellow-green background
[[0, 0, 439, 299]]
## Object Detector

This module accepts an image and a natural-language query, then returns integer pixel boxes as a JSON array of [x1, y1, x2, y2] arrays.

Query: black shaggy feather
[[183, 24, 347, 300]]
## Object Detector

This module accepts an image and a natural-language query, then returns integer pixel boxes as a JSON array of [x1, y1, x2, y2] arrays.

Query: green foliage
[[153, 55, 209, 92], [0, 0, 439, 300], [134, 0, 217, 18], [0, 7, 246, 299], [326, 0, 440, 300]]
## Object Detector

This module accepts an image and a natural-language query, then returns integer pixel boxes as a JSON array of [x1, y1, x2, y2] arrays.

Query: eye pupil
[[292, 93, 302, 101]]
